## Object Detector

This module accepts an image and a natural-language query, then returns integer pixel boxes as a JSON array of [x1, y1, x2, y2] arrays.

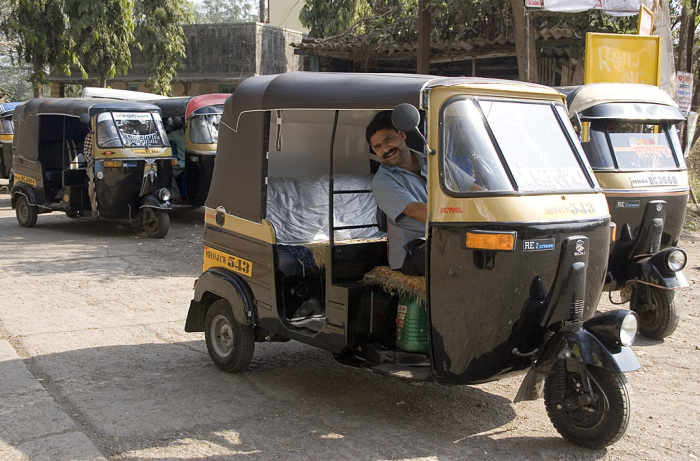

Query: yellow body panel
[[202, 245, 253, 276], [14, 173, 37, 186], [204, 207, 277, 244], [93, 146, 172, 159]]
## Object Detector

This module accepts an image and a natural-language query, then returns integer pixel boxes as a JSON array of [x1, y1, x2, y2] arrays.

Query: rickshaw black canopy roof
[[577, 103, 685, 122], [151, 97, 190, 119]]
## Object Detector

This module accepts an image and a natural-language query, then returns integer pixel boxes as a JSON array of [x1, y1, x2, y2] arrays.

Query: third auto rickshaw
[[559, 83, 689, 339], [186, 73, 641, 448], [11, 98, 173, 237]]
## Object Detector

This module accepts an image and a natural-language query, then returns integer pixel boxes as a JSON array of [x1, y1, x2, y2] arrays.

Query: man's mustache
[[383, 148, 398, 159]]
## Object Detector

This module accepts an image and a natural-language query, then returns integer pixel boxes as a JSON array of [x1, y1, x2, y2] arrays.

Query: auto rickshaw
[[185, 73, 641, 448], [0, 102, 20, 181], [153, 94, 228, 206], [11, 98, 173, 238], [558, 83, 689, 339]]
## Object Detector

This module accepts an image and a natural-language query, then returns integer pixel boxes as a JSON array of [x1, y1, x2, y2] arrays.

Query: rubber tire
[[204, 299, 255, 372], [545, 364, 632, 449], [630, 286, 679, 340], [16, 195, 38, 228], [143, 209, 170, 239]]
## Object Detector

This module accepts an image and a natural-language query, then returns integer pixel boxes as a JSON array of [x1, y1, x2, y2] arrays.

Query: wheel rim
[[636, 289, 662, 329], [210, 314, 234, 357], [555, 372, 606, 430], [18, 202, 28, 222]]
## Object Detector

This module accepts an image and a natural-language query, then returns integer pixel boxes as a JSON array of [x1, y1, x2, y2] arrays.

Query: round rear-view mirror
[[392, 103, 420, 133], [79, 113, 91, 125]]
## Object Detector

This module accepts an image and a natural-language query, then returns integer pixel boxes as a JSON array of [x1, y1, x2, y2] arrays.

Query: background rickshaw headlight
[[666, 249, 687, 272], [157, 188, 171, 201], [583, 310, 638, 347]]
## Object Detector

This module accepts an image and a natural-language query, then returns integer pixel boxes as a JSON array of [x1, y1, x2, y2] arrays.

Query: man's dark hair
[[365, 110, 396, 144]]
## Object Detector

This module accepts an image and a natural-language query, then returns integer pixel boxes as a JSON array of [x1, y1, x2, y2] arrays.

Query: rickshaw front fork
[[555, 359, 609, 412]]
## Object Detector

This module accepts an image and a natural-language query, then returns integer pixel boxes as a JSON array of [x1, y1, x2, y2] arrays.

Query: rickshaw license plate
[[203, 246, 252, 277]]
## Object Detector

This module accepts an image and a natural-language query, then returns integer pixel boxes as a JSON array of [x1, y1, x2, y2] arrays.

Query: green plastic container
[[395, 296, 428, 353]]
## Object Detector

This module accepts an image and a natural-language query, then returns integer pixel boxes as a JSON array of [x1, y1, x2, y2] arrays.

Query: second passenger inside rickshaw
[[366, 111, 482, 276]]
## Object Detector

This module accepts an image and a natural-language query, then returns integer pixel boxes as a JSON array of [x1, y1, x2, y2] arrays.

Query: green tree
[[2, 0, 81, 97], [65, 0, 135, 87], [134, 0, 193, 95], [300, 0, 371, 38]]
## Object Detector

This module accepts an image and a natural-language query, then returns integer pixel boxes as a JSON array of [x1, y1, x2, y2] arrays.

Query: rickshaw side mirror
[[79, 113, 91, 125], [392, 103, 435, 155], [392, 103, 420, 132]]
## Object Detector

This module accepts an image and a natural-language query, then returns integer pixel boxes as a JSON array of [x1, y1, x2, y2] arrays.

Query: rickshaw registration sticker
[[203, 246, 252, 277]]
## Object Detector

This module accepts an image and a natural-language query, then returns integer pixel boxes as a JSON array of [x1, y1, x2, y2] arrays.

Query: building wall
[[50, 23, 304, 97]]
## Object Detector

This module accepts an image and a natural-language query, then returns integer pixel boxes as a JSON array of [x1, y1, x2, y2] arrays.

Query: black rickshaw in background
[[0, 102, 21, 182], [153, 94, 228, 206], [11, 98, 173, 238], [558, 83, 689, 340], [185, 73, 642, 448]]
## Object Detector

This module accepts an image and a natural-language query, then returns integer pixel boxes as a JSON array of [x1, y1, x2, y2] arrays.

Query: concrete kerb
[[0, 340, 107, 461]]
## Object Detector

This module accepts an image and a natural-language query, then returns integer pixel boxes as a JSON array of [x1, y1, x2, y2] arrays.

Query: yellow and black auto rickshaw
[[153, 94, 228, 206], [559, 83, 689, 339], [0, 101, 20, 182], [185, 73, 641, 448], [11, 98, 174, 237]]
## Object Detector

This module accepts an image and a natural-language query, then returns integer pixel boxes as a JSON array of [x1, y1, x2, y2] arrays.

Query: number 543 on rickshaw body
[[185, 72, 642, 449]]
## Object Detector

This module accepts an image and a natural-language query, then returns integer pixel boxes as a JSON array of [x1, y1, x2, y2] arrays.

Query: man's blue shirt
[[372, 151, 428, 269]]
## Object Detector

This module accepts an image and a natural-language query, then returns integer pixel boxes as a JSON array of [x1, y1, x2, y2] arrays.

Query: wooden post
[[417, 0, 430, 74], [510, 0, 538, 82]]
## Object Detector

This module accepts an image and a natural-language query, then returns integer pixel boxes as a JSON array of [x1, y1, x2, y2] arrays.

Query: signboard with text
[[584, 33, 662, 85]]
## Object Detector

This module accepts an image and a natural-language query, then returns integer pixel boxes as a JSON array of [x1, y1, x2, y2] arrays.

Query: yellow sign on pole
[[584, 32, 662, 85]]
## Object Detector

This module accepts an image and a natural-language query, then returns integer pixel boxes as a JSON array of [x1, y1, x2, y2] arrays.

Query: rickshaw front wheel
[[630, 286, 679, 340], [143, 209, 170, 239], [544, 363, 632, 449], [16, 196, 38, 228], [204, 299, 255, 372]]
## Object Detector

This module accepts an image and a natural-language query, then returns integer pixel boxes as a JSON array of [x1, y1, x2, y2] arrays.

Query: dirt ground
[[0, 180, 699, 460]]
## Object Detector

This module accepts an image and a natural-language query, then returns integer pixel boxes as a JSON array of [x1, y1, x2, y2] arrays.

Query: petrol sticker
[[523, 238, 555, 251], [203, 246, 253, 277], [616, 200, 640, 209], [14, 173, 37, 186]]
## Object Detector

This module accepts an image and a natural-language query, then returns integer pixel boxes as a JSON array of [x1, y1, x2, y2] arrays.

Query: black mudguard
[[185, 267, 256, 331]]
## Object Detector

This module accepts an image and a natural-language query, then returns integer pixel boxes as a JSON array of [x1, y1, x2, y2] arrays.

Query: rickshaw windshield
[[441, 98, 592, 193], [0, 118, 13, 135], [189, 109, 222, 144], [584, 120, 683, 170], [96, 112, 168, 148]]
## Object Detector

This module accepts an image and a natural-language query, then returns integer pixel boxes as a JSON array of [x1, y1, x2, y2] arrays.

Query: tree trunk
[[417, 0, 430, 74], [678, 0, 697, 73], [32, 57, 43, 98], [259, 0, 266, 23]]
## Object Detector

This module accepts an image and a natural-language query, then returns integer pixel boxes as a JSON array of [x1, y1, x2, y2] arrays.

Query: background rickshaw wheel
[[143, 209, 170, 239], [15, 196, 38, 228], [630, 286, 679, 340], [204, 299, 255, 372], [544, 362, 633, 449]]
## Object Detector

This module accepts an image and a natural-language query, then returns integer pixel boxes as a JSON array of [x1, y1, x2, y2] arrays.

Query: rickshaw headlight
[[666, 249, 687, 272], [157, 188, 171, 202], [619, 312, 638, 347], [583, 309, 638, 347]]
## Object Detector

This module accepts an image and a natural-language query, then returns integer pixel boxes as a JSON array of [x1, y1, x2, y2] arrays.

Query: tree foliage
[[64, 0, 135, 88], [135, 0, 193, 95], [194, 0, 257, 23], [2, 0, 81, 97]]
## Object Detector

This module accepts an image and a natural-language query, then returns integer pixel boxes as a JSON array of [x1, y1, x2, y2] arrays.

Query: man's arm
[[403, 201, 427, 223]]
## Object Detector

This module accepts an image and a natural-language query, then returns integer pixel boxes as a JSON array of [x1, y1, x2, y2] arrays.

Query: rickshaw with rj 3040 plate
[[558, 83, 689, 339], [11, 98, 174, 237], [185, 72, 641, 449]]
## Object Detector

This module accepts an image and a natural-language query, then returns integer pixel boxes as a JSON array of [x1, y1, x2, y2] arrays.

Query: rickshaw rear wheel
[[204, 299, 255, 372], [143, 209, 170, 239], [16, 196, 38, 228], [544, 363, 632, 449], [630, 286, 679, 339]]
